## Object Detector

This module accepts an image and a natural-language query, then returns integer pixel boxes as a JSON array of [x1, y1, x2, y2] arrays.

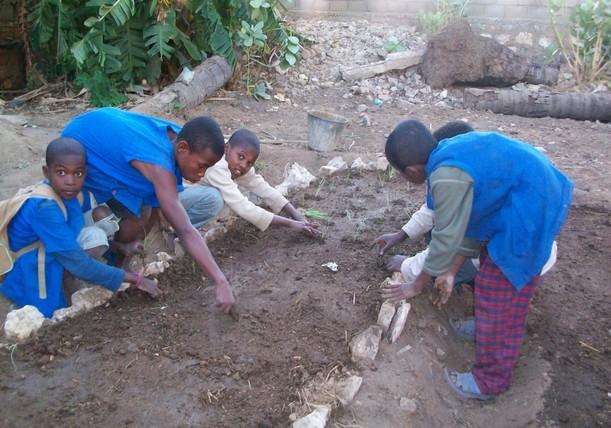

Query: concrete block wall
[[292, 0, 579, 22]]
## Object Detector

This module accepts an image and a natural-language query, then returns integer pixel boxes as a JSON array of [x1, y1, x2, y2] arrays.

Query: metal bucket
[[307, 110, 348, 151]]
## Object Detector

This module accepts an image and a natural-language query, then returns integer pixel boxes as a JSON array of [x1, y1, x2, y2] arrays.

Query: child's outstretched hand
[[289, 220, 321, 238], [134, 276, 162, 298], [432, 272, 454, 308], [372, 231, 407, 256], [380, 281, 423, 303]]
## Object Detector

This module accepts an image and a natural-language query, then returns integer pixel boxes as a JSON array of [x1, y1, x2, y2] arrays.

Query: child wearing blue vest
[[61, 108, 235, 313], [0, 138, 161, 318], [380, 120, 573, 400]]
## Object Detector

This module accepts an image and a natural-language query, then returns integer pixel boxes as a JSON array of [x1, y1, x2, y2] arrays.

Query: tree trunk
[[463, 87, 611, 122], [341, 50, 424, 81], [131, 55, 232, 115]]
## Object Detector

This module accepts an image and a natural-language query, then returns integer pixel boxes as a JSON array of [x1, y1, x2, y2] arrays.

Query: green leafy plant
[[549, 0, 610, 84], [418, 0, 471, 34], [383, 36, 405, 53], [303, 209, 330, 221], [27, 0, 301, 105]]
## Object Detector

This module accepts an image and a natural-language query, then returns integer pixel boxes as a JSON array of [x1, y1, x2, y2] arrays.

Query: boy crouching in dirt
[[379, 120, 573, 400], [197, 129, 320, 237], [0, 138, 160, 318]]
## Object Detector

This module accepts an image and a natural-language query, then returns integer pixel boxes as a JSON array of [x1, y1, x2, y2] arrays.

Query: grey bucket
[[307, 110, 348, 151]]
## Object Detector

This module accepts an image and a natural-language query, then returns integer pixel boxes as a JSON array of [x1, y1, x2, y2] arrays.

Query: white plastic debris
[[321, 262, 338, 272], [318, 156, 348, 177], [4, 305, 45, 341], [292, 405, 331, 428], [176, 66, 195, 84], [276, 163, 317, 196], [388, 301, 411, 344], [350, 325, 383, 361]]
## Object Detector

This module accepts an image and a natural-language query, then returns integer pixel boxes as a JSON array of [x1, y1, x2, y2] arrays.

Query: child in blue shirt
[[0, 138, 160, 317]]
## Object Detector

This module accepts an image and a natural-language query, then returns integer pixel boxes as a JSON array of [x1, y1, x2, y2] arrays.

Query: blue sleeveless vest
[[426, 132, 573, 289]]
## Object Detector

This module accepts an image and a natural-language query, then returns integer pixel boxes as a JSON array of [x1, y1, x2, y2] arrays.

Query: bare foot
[[386, 255, 407, 272]]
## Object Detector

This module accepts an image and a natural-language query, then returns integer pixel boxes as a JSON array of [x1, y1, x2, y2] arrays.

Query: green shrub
[[549, 0, 610, 84], [28, 0, 300, 105], [418, 0, 471, 34]]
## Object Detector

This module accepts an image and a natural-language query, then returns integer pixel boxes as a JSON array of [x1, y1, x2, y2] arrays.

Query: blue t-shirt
[[61, 108, 183, 216], [0, 194, 122, 317]]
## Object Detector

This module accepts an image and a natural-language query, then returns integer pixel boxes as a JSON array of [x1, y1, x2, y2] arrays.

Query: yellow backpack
[[0, 183, 83, 299]]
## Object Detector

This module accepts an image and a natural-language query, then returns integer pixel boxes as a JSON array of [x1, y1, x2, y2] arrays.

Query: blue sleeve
[[30, 199, 82, 253], [53, 249, 124, 292]]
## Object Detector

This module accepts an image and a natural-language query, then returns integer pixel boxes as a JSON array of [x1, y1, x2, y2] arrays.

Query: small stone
[[71, 286, 114, 310], [4, 306, 45, 341], [356, 104, 367, 113], [388, 301, 410, 344], [298, 74, 309, 85], [399, 397, 418, 414], [331, 375, 363, 406], [350, 325, 383, 362], [377, 300, 396, 334], [292, 405, 331, 428], [436, 347, 446, 359]]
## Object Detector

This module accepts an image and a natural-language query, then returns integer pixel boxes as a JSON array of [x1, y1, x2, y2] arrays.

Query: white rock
[[4, 305, 45, 341], [375, 156, 389, 171], [377, 300, 396, 334], [350, 325, 383, 361], [388, 301, 411, 344], [515, 32, 533, 46], [292, 405, 331, 428], [331, 375, 363, 406], [143, 260, 167, 276], [52, 305, 84, 322], [351, 157, 376, 171], [276, 163, 317, 196], [71, 286, 114, 311], [399, 397, 418, 414], [356, 104, 368, 113]]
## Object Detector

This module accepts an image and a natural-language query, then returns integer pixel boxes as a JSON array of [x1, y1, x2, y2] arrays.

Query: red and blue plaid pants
[[472, 247, 540, 396]]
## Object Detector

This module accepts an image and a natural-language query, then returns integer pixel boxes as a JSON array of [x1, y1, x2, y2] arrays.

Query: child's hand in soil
[[135, 276, 162, 298], [381, 281, 425, 303], [372, 230, 407, 256], [215, 279, 236, 314], [289, 220, 321, 238], [432, 272, 454, 308]]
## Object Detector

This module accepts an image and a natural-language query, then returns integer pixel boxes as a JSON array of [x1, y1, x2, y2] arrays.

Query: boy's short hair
[[46, 137, 87, 166], [385, 119, 437, 170], [176, 116, 224, 157], [433, 121, 474, 142], [227, 129, 260, 154]]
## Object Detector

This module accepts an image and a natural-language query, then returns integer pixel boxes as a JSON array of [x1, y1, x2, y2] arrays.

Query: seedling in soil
[[314, 177, 327, 198], [304, 209, 330, 221]]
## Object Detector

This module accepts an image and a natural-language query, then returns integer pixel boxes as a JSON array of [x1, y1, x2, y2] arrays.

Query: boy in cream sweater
[[200, 129, 319, 236]]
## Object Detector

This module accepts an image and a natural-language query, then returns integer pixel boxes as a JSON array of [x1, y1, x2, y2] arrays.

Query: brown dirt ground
[[1, 78, 610, 427]]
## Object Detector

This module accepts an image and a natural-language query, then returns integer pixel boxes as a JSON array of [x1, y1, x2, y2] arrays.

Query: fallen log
[[340, 50, 424, 81], [463, 87, 611, 122], [131, 55, 232, 115], [420, 20, 559, 88]]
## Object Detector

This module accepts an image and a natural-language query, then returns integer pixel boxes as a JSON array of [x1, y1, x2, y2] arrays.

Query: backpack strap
[[2, 183, 78, 300]]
